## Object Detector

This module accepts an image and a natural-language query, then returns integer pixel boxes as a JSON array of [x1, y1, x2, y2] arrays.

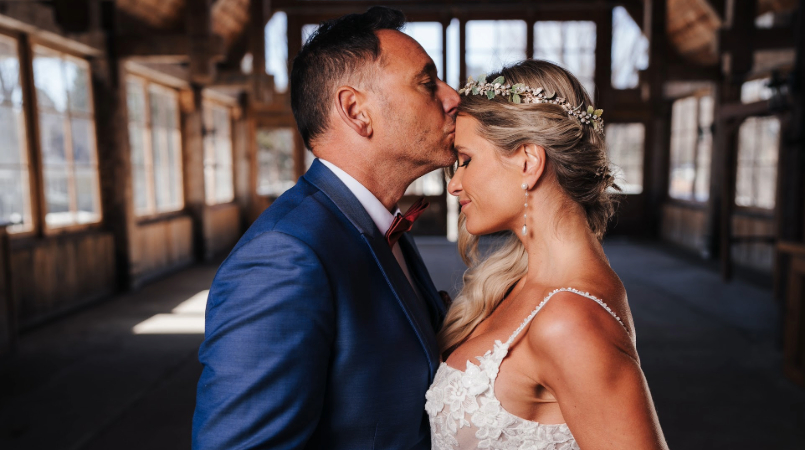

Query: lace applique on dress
[[425, 287, 627, 450]]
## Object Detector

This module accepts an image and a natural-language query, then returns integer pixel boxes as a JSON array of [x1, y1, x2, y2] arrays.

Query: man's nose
[[439, 81, 460, 118]]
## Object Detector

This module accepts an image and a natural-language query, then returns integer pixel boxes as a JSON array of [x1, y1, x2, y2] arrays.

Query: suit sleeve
[[192, 231, 334, 450]]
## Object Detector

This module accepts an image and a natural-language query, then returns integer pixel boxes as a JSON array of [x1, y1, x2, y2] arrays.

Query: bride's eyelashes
[[458, 157, 471, 168]]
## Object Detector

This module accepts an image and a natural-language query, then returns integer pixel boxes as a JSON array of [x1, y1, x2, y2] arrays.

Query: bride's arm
[[526, 292, 669, 450]]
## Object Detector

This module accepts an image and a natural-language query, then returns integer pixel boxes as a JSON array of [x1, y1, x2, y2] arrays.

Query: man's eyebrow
[[416, 62, 438, 78]]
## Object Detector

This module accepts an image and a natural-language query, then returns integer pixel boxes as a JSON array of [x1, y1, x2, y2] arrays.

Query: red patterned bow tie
[[385, 197, 429, 248]]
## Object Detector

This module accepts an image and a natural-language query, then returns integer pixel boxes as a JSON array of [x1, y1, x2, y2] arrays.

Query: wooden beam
[[718, 100, 772, 120], [272, 0, 612, 15], [721, 26, 797, 51], [117, 34, 225, 63]]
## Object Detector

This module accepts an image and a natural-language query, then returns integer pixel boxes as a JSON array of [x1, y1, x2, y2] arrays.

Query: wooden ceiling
[[115, 0, 798, 66]]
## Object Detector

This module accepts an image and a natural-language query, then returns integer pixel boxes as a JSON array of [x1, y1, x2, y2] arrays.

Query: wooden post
[[594, 6, 614, 107], [0, 225, 15, 355], [644, 0, 671, 238], [458, 18, 466, 84], [716, 0, 757, 281], [182, 87, 208, 261]]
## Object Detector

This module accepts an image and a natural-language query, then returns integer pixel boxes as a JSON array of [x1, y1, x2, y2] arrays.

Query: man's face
[[370, 30, 460, 170]]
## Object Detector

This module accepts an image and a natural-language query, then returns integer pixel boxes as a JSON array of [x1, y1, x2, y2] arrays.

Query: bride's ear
[[520, 143, 545, 188], [334, 86, 373, 138]]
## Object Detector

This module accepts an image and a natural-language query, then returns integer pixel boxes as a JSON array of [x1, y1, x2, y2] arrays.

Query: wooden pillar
[[0, 226, 15, 355], [644, 0, 671, 238], [594, 6, 614, 107], [287, 13, 307, 178], [94, 1, 134, 290], [186, 0, 218, 85], [716, 0, 757, 281], [182, 87, 208, 261]]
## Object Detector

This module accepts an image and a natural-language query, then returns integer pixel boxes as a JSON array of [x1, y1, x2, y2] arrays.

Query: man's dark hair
[[290, 6, 406, 149]]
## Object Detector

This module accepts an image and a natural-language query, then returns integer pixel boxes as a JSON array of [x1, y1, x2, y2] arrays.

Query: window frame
[[11, 36, 104, 237], [0, 28, 37, 236], [734, 114, 781, 215], [202, 96, 236, 207], [126, 74, 185, 220], [667, 90, 714, 204]]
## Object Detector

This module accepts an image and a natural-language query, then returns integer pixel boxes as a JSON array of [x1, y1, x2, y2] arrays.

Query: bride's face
[[448, 115, 524, 235]]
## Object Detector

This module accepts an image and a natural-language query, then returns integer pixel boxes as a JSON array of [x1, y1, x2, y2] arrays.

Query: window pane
[[466, 21, 527, 78], [39, 112, 67, 165], [65, 58, 91, 113], [0, 37, 23, 107], [34, 47, 101, 228], [33, 49, 67, 112], [736, 116, 780, 209], [535, 21, 596, 96], [302, 24, 318, 44], [0, 104, 25, 165], [256, 128, 296, 197], [204, 103, 234, 205], [741, 77, 773, 104], [265, 11, 288, 93], [405, 170, 444, 196], [403, 22, 443, 79], [605, 123, 645, 194], [75, 165, 99, 223], [668, 96, 699, 200], [153, 126, 171, 210], [126, 79, 146, 124], [71, 118, 96, 164], [0, 168, 31, 230], [612, 6, 649, 89]]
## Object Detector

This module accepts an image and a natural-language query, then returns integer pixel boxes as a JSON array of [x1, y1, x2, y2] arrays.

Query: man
[[192, 6, 459, 450]]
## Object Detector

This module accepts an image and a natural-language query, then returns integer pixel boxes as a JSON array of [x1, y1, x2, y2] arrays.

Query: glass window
[[126, 77, 184, 216], [612, 6, 649, 89], [302, 23, 318, 44], [403, 22, 444, 79], [405, 170, 444, 196], [736, 116, 780, 209], [605, 123, 645, 194], [534, 21, 596, 96], [256, 128, 296, 197], [33, 46, 101, 228], [203, 102, 234, 205], [466, 21, 527, 79], [668, 94, 714, 202], [266, 11, 288, 93], [741, 77, 773, 103], [0, 34, 32, 233], [446, 19, 460, 88]]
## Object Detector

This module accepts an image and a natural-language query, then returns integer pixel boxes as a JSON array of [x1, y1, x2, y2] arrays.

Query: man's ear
[[521, 143, 546, 189], [334, 86, 372, 138]]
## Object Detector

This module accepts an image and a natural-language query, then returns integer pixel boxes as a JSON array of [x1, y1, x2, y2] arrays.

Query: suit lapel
[[399, 234, 447, 328], [303, 160, 440, 377]]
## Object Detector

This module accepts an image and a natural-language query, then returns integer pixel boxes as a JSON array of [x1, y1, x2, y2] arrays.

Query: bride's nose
[[447, 173, 462, 197]]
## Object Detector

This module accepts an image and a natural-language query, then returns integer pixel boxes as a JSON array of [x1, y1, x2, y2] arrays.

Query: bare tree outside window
[[611, 6, 649, 89]]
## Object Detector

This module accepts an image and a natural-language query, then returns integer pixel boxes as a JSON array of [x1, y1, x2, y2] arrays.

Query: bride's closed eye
[[458, 156, 471, 168]]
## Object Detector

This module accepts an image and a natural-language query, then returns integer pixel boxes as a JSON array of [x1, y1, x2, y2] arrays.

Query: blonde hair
[[439, 60, 620, 357]]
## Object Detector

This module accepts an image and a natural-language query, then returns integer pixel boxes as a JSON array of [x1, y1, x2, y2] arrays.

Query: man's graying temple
[[0, 1, 803, 449]]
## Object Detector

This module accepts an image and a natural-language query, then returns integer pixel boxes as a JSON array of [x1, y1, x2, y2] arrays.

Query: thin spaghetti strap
[[505, 287, 627, 346]]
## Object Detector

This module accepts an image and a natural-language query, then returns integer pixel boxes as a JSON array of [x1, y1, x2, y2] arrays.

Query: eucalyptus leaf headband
[[458, 75, 605, 136]]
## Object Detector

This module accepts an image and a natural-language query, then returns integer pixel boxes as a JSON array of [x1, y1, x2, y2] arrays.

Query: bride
[[425, 60, 669, 450]]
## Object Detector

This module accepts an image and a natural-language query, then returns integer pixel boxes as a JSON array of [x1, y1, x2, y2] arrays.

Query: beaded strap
[[505, 287, 626, 346]]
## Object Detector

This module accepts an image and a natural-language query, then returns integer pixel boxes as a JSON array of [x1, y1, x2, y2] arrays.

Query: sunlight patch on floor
[[132, 290, 208, 334]]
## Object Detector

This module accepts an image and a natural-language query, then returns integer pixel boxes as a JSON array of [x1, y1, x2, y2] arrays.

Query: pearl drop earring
[[521, 183, 528, 236]]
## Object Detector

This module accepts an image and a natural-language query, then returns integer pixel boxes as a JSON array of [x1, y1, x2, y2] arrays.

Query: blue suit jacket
[[193, 160, 446, 450]]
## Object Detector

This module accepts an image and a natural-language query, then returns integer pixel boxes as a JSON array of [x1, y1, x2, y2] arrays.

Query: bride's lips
[[459, 199, 471, 208]]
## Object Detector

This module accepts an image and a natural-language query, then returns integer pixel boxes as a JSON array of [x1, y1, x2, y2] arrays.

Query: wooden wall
[[732, 212, 775, 273], [130, 216, 195, 287], [661, 203, 708, 254], [9, 232, 116, 329], [205, 204, 241, 260]]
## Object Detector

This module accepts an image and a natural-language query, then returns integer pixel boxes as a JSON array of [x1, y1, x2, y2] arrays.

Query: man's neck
[[318, 157, 409, 212]]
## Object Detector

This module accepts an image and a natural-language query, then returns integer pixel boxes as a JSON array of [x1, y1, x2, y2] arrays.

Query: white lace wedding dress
[[425, 287, 628, 450]]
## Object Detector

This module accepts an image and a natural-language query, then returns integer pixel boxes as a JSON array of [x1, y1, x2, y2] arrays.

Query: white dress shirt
[[319, 159, 417, 289]]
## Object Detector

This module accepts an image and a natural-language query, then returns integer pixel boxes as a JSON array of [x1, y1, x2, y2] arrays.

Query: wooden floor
[[0, 237, 803, 449]]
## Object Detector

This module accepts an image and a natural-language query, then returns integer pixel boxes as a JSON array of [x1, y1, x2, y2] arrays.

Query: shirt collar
[[319, 158, 400, 235]]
